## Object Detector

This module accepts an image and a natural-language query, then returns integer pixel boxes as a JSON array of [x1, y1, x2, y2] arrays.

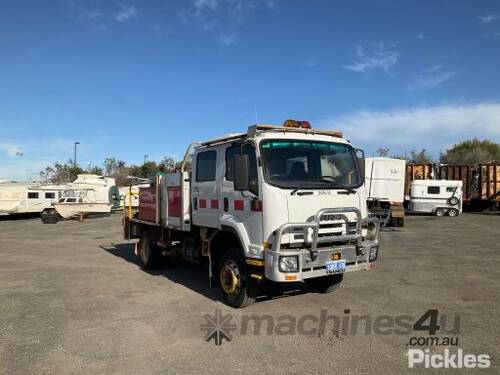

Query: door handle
[[223, 197, 229, 212], [193, 197, 198, 210]]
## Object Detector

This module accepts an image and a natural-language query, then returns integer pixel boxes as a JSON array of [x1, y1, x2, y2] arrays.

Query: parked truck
[[123, 121, 380, 307]]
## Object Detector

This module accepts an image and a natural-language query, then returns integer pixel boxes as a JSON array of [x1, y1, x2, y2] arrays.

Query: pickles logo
[[407, 349, 491, 369], [200, 309, 237, 346]]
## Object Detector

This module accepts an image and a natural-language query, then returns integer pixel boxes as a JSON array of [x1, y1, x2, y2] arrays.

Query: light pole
[[144, 154, 148, 164], [74, 142, 80, 168]]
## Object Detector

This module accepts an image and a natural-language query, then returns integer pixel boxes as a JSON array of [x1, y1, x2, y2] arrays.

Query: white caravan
[[365, 157, 406, 226], [408, 180, 462, 216], [0, 183, 67, 216]]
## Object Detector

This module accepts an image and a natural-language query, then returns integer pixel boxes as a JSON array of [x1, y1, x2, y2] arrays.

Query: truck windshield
[[260, 139, 362, 189]]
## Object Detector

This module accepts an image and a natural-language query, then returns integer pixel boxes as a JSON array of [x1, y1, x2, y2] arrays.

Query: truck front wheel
[[306, 274, 344, 294], [139, 234, 163, 270], [218, 248, 256, 308]]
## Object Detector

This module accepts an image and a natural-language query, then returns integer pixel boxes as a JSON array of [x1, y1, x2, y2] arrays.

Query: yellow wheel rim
[[220, 260, 240, 296]]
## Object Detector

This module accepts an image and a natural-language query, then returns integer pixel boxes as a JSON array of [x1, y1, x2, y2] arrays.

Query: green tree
[[140, 161, 161, 178], [440, 138, 500, 164], [159, 156, 176, 173], [89, 166, 104, 175], [376, 148, 390, 157], [104, 157, 117, 176], [48, 160, 84, 184], [408, 149, 434, 164]]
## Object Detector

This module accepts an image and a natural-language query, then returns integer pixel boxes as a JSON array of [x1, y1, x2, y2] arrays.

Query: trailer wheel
[[447, 208, 459, 217], [448, 196, 459, 206], [218, 248, 256, 308], [434, 208, 446, 217], [306, 274, 344, 293], [139, 234, 163, 270]]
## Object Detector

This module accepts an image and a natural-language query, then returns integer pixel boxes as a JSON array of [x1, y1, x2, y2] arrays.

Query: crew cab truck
[[123, 121, 380, 308]]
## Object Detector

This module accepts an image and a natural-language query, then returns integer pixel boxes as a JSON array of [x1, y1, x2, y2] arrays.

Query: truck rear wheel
[[306, 274, 344, 294], [218, 248, 256, 308], [139, 234, 163, 270]]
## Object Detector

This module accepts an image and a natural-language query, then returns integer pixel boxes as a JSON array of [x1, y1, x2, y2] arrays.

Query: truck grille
[[290, 221, 358, 246]]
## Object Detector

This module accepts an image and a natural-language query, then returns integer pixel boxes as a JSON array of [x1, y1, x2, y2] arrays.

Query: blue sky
[[1, 0, 500, 181]]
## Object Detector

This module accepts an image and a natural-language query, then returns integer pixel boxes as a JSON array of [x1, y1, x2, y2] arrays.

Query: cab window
[[225, 144, 239, 181], [196, 150, 217, 182], [226, 143, 258, 195]]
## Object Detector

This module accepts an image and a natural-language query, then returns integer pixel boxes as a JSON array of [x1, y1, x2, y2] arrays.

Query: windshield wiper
[[291, 188, 313, 196], [319, 178, 357, 194], [334, 186, 357, 194]]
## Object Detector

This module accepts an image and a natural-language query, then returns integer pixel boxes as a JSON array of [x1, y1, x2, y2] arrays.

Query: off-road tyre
[[218, 248, 256, 308], [138, 233, 164, 270]]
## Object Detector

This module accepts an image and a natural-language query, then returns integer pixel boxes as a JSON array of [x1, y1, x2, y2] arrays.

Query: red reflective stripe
[[211, 199, 219, 209], [199, 198, 207, 208], [234, 200, 244, 211], [251, 200, 263, 212]]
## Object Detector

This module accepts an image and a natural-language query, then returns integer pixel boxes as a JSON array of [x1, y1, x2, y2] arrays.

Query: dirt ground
[[1, 212, 499, 374]]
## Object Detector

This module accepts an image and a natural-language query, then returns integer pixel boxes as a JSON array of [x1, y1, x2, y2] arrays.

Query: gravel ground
[[0, 212, 499, 374]]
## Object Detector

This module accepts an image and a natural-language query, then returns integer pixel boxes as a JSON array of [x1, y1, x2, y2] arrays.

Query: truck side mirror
[[355, 148, 365, 182], [234, 154, 250, 191]]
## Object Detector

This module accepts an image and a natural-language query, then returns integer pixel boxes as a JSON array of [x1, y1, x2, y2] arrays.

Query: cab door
[[191, 147, 220, 228], [221, 142, 263, 247]]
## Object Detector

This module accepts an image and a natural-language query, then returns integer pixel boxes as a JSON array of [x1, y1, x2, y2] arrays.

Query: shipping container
[[404, 164, 436, 199], [438, 163, 500, 203]]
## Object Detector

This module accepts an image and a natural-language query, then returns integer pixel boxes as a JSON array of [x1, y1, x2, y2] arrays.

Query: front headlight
[[279, 256, 299, 272], [369, 246, 379, 261]]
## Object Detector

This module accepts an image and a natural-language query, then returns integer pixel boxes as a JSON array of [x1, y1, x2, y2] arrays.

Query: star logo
[[200, 309, 237, 346]]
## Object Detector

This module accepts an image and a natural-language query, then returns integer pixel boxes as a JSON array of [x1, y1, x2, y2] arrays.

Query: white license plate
[[326, 260, 346, 274]]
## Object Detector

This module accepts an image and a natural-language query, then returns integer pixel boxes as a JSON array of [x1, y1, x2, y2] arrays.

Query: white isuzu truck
[[123, 121, 380, 307]]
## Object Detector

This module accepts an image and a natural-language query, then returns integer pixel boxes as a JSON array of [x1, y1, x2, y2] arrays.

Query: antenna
[[254, 108, 259, 124]]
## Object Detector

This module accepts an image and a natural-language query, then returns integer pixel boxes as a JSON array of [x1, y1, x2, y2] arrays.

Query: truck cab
[[125, 121, 380, 307]]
